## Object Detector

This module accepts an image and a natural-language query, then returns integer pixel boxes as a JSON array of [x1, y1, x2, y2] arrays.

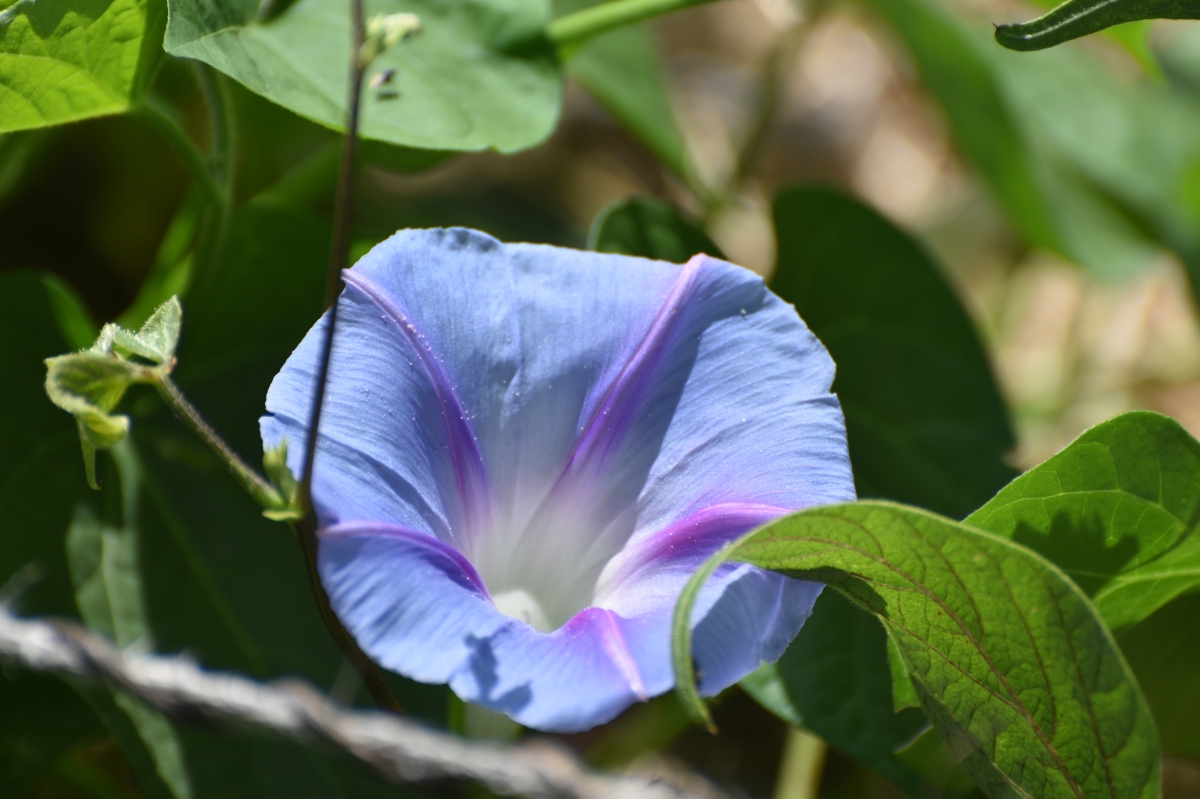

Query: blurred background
[[4, 0, 1200, 794]]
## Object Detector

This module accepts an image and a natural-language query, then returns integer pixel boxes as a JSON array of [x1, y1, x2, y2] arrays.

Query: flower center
[[490, 588, 553, 633], [463, 489, 633, 634]]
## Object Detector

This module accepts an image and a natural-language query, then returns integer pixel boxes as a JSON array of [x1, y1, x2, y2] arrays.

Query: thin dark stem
[[154, 376, 282, 510], [300, 0, 366, 507], [293, 0, 403, 715], [292, 516, 403, 713]]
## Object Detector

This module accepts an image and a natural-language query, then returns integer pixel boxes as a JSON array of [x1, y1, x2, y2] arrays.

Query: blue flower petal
[[263, 228, 854, 731]]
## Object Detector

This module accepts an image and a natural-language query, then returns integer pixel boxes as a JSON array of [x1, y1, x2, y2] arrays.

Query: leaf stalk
[[153, 374, 282, 510], [546, 0, 719, 48]]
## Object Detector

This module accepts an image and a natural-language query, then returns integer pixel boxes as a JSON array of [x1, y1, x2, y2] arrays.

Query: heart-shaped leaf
[[771, 186, 1016, 521], [589, 195, 723, 262], [674, 501, 1160, 799]]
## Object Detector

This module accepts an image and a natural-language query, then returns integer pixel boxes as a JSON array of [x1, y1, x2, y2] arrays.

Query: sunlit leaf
[[966, 411, 1200, 763], [674, 501, 1160, 799], [0, 0, 166, 131], [968, 411, 1200, 632], [164, 0, 560, 153]]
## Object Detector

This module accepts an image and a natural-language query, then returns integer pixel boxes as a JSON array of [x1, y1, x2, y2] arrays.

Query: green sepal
[[262, 440, 304, 522]]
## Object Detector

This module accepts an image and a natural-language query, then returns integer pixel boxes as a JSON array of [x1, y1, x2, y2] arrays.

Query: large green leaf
[[588, 195, 722, 262], [966, 411, 1200, 632], [556, 0, 686, 176], [673, 501, 1160, 799], [740, 591, 929, 795], [772, 186, 1016, 521], [0, 272, 104, 795], [164, 0, 559, 153], [965, 411, 1200, 762], [0, 0, 166, 131]]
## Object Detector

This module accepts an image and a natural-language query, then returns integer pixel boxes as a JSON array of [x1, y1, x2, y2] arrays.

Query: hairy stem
[[292, 0, 404, 715], [153, 375, 282, 510], [132, 100, 224, 207], [547, 0, 720, 48]]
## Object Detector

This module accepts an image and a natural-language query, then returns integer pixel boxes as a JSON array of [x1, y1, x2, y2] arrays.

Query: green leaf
[[994, 0, 1200, 52], [164, 0, 560, 153], [589, 195, 723, 262], [0, 0, 166, 132], [740, 591, 930, 795], [0, 272, 104, 795], [108, 297, 182, 365], [556, 0, 687, 175], [673, 501, 1160, 799], [967, 411, 1200, 632], [964, 411, 1200, 762], [771, 186, 1016, 521]]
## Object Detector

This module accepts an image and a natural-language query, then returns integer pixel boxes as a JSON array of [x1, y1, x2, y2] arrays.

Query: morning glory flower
[[261, 228, 854, 732]]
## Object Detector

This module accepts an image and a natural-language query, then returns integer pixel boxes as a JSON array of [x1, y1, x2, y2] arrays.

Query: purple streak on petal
[[592, 608, 648, 700], [608, 502, 788, 584], [323, 521, 492, 598], [318, 522, 510, 685], [563, 255, 704, 475], [514, 256, 704, 554], [341, 269, 491, 533]]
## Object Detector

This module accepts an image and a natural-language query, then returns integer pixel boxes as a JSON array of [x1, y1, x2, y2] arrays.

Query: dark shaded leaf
[[589, 196, 723, 262], [771, 185, 1015, 521], [740, 591, 929, 795], [0, 272, 104, 794]]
